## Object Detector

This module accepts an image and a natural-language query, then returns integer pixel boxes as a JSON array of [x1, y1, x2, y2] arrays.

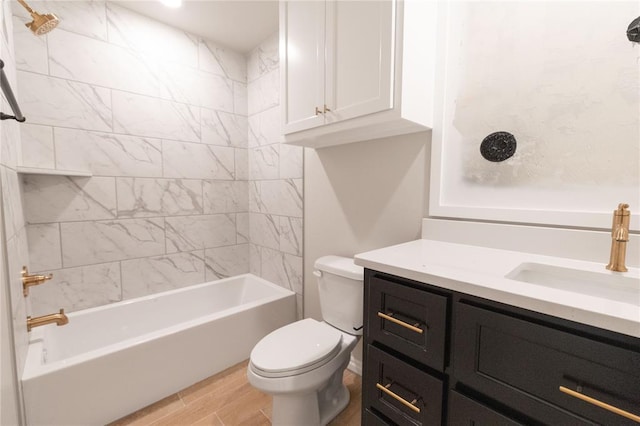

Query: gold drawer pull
[[377, 312, 423, 334], [559, 386, 640, 423], [376, 383, 421, 413]]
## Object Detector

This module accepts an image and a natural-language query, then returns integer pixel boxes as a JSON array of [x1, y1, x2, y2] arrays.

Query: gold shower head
[[16, 0, 59, 36]]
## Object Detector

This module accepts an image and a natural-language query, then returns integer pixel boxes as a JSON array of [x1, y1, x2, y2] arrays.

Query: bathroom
[[0, 0, 638, 425]]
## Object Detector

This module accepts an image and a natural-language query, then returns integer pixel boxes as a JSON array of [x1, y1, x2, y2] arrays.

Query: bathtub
[[22, 273, 296, 426]]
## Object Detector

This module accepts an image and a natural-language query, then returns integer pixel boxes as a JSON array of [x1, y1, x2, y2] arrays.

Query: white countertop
[[355, 239, 640, 339]]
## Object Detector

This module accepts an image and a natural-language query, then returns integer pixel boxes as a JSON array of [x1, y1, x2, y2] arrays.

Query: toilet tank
[[314, 256, 364, 336]]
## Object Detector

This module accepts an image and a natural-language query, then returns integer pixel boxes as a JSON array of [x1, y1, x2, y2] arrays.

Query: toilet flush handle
[[312, 270, 322, 278]]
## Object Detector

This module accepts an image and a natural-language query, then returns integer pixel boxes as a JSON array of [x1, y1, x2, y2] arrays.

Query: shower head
[[16, 0, 59, 36]]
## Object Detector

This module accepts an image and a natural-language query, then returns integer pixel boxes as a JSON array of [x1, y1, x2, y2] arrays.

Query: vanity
[[355, 238, 640, 425]]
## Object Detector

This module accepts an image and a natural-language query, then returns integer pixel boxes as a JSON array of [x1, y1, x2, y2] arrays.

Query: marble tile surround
[[1, 0, 31, 392], [247, 34, 304, 317], [13, 5, 304, 318]]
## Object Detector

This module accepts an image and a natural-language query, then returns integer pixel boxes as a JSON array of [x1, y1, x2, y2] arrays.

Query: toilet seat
[[250, 318, 343, 378]]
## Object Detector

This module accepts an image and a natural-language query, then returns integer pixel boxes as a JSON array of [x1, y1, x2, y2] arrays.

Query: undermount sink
[[506, 262, 640, 306]]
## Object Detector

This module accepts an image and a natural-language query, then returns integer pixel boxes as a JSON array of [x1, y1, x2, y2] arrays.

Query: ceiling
[[112, 0, 279, 53]]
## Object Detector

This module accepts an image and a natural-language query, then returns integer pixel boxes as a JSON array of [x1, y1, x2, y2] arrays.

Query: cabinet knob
[[315, 106, 331, 115]]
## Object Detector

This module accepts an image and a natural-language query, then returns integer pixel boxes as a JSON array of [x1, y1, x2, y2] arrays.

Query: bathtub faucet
[[22, 266, 53, 296], [27, 309, 69, 332], [606, 203, 630, 273]]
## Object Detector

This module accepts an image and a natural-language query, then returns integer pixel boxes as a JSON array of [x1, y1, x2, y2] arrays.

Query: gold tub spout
[[27, 309, 68, 332], [606, 203, 630, 273]]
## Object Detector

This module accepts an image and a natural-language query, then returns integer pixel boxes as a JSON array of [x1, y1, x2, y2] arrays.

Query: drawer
[[448, 391, 523, 426], [363, 408, 393, 425], [366, 273, 448, 371], [454, 301, 640, 425], [364, 344, 443, 426]]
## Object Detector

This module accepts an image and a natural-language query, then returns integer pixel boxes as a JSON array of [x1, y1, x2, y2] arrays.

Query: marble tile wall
[[12, 1, 251, 316], [1, 0, 30, 403], [247, 34, 304, 319], [13, 2, 304, 321]]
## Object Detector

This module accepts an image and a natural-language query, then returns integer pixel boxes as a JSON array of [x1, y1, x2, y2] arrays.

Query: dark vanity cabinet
[[362, 269, 640, 425]]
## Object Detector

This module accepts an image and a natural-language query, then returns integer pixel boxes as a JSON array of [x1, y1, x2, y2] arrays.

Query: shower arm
[[16, 0, 36, 15]]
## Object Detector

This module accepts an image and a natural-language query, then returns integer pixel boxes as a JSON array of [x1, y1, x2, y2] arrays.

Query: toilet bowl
[[247, 256, 364, 426]]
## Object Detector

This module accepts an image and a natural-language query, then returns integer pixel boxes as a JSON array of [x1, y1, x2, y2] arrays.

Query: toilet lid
[[250, 318, 342, 375]]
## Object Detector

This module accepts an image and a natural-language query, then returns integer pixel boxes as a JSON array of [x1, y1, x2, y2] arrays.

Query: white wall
[[431, 1, 640, 230], [304, 131, 430, 366], [304, 132, 430, 317]]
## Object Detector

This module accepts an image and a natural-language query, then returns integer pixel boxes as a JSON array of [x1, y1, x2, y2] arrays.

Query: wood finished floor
[[109, 360, 361, 426]]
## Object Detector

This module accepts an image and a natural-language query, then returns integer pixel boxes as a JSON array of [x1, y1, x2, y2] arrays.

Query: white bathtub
[[22, 274, 296, 426]]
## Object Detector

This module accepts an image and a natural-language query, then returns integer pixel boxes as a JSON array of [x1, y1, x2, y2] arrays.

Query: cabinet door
[[448, 391, 523, 426], [365, 345, 443, 426], [366, 273, 448, 371], [454, 301, 640, 425], [280, 1, 326, 133], [325, 0, 394, 124]]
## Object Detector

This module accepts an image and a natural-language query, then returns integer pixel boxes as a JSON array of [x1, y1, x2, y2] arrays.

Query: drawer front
[[448, 391, 523, 426], [367, 274, 448, 371], [364, 408, 393, 425], [454, 301, 640, 425], [365, 344, 443, 426]]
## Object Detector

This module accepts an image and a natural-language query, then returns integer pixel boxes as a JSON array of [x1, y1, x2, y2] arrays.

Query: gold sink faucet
[[27, 309, 68, 332], [22, 266, 52, 296], [606, 203, 630, 272]]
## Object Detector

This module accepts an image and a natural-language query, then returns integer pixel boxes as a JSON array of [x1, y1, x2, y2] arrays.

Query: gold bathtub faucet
[[606, 203, 630, 273], [22, 266, 53, 297], [27, 309, 68, 332]]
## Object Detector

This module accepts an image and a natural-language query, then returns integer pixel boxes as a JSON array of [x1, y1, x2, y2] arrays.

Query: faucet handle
[[614, 227, 630, 242], [615, 203, 630, 215], [22, 266, 53, 297]]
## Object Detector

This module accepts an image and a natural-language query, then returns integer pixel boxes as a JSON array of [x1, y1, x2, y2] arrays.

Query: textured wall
[[247, 34, 304, 319], [14, 1, 250, 316], [436, 1, 639, 225]]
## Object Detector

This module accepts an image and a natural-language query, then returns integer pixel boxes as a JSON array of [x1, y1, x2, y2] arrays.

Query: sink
[[506, 262, 640, 306]]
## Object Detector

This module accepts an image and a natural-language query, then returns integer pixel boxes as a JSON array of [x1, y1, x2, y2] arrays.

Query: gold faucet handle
[[22, 266, 53, 297], [614, 227, 630, 242]]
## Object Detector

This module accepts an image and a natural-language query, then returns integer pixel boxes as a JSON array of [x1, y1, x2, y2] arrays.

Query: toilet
[[247, 255, 364, 426]]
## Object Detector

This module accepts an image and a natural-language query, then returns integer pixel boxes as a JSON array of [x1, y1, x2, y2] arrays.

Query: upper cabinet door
[[324, 0, 394, 124], [280, 1, 326, 134], [281, 0, 436, 148]]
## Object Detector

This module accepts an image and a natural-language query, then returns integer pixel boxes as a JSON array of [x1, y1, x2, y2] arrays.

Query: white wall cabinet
[[280, 0, 436, 149]]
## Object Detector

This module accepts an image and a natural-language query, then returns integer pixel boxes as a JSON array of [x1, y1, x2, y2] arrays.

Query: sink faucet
[[606, 203, 630, 272], [27, 309, 69, 332]]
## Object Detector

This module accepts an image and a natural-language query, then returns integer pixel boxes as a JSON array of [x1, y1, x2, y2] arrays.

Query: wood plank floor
[[109, 360, 362, 426]]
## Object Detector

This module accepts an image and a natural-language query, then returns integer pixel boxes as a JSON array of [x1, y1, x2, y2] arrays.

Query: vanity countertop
[[355, 239, 640, 338]]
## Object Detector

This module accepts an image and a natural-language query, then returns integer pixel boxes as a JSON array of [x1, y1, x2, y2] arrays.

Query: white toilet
[[247, 255, 364, 426]]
